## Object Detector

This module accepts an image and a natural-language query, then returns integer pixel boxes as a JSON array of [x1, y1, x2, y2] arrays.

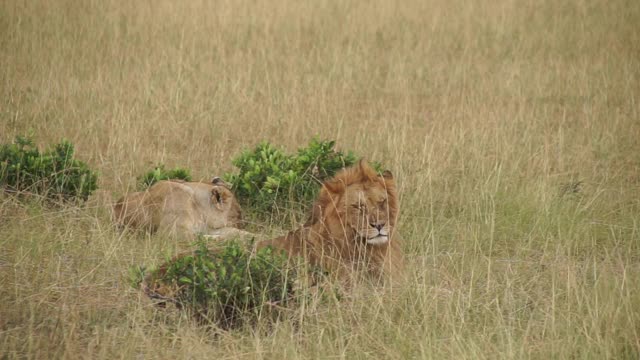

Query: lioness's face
[[344, 184, 393, 245], [211, 185, 244, 229]]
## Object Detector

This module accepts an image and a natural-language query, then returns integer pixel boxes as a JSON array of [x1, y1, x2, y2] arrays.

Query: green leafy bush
[[224, 138, 358, 215], [0, 135, 98, 202], [138, 164, 191, 189], [143, 239, 295, 329]]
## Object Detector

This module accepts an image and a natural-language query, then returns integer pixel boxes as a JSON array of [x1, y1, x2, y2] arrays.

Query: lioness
[[258, 160, 403, 282], [114, 178, 244, 238]]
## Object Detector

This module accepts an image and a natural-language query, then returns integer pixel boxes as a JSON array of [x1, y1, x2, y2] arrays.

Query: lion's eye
[[351, 204, 365, 211]]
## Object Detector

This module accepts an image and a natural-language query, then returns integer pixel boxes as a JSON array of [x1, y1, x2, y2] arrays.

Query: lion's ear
[[381, 170, 393, 180]]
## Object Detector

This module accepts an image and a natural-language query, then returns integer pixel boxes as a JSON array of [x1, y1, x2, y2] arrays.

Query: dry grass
[[1, 0, 640, 358]]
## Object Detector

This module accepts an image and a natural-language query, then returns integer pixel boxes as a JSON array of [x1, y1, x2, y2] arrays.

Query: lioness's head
[[310, 160, 398, 246], [210, 177, 244, 229]]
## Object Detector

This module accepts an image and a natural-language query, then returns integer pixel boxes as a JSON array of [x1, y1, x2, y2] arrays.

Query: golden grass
[[1, 0, 639, 358]]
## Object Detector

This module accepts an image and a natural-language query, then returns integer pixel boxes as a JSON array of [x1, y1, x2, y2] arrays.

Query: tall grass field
[[1, 0, 639, 358]]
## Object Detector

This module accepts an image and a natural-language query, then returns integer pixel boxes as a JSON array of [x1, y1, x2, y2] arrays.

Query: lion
[[142, 161, 403, 303], [257, 160, 404, 282], [114, 177, 245, 238]]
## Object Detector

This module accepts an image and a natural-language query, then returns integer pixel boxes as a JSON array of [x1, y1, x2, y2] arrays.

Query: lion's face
[[311, 162, 398, 247], [343, 183, 394, 245]]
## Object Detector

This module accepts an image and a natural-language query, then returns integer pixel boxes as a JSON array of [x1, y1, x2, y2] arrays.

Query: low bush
[[224, 138, 367, 217], [137, 164, 191, 189], [140, 239, 295, 329], [0, 135, 98, 202]]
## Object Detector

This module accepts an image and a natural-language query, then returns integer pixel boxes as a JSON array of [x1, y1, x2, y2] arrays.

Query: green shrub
[[0, 135, 98, 202], [224, 138, 358, 216], [142, 239, 295, 329], [138, 164, 191, 189]]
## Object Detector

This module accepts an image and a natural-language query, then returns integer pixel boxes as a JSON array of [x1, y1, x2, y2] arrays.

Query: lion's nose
[[370, 223, 385, 231]]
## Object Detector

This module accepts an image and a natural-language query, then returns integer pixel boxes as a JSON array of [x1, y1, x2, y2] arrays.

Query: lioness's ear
[[211, 187, 226, 210], [381, 170, 393, 180], [211, 177, 226, 186]]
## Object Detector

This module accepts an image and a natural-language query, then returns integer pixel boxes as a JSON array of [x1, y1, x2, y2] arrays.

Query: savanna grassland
[[1, 0, 640, 358]]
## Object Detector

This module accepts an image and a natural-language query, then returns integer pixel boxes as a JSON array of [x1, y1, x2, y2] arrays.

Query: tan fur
[[113, 179, 244, 237], [258, 160, 404, 283]]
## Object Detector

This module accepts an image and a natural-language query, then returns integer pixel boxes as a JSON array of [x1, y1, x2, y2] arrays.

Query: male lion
[[258, 160, 403, 282], [114, 177, 245, 238]]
